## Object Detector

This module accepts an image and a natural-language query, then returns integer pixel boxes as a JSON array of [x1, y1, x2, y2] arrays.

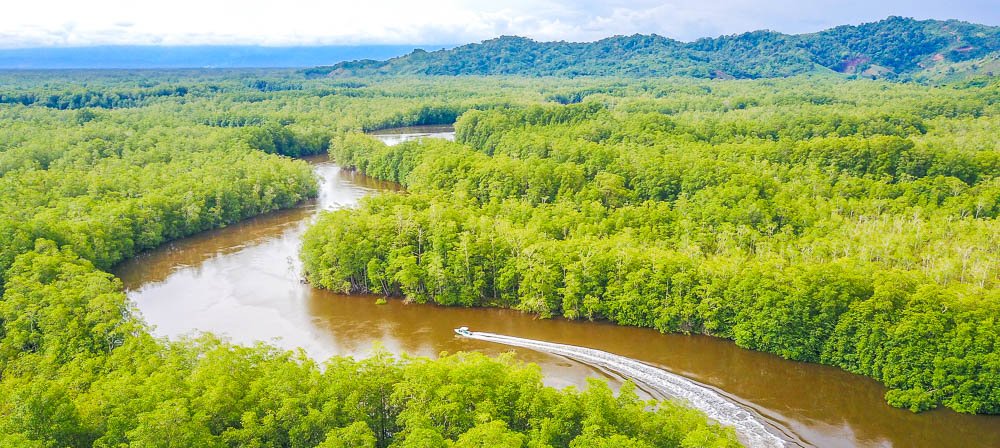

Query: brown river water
[[113, 126, 1000, 448]]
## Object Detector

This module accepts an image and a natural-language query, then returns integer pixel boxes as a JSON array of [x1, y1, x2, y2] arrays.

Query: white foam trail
[[464, 331, 787, 448]]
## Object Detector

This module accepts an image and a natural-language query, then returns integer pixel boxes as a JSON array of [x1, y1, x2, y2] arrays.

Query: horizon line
[[1, 15, 995, 51]]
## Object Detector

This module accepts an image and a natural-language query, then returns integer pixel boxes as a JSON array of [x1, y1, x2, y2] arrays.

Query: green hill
[[308, 16, 1000, 80]]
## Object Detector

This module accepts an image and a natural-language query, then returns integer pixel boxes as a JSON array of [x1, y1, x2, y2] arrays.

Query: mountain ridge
[[308, 16, 1000, 80]]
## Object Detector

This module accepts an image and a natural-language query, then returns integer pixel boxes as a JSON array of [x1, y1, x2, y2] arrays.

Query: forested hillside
[[0, 73, 742, 447], [303, 76, 1000, 414], [309, 17, 1000, 81]]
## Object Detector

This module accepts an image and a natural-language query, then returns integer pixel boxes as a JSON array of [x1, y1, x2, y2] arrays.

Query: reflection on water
[[113, 129, 1000, 448], [367, 124, 456, 145]]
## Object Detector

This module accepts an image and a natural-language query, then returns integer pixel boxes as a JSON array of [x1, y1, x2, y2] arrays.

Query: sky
[[1, 0, 997, 48]]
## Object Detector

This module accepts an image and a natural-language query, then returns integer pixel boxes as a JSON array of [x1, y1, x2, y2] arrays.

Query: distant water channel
[[114, 125, 1000, 448]]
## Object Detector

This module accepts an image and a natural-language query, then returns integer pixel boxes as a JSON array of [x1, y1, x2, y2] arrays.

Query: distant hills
[[309, 17, 1000, 81], [0, 45, 434, 69]]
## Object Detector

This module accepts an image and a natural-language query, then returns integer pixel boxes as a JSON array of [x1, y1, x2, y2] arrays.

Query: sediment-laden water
[[113, 126, 1000, 448]]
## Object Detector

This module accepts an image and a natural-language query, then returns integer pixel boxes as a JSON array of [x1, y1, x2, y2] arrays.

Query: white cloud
[[0, 0, 996, 48]]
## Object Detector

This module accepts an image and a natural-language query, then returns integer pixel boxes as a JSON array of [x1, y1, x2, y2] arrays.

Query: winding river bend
[[114, 126, 1000, 448]]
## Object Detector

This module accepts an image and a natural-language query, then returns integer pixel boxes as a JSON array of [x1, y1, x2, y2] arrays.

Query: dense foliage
[[0, 72, 741, 447], [1, 242, 736, 447], [311, 17, 1000, 81], [303, 76, 1000, 414]]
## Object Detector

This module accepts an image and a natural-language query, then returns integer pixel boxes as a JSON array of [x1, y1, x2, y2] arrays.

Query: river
[[113, 126, 1000, 448]]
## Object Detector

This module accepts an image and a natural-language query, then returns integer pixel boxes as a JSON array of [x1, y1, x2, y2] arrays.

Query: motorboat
[[454, 326, 472, 336]]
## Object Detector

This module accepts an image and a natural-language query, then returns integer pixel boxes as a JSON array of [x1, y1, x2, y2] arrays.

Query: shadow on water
[[112, 127, 1000, 448]]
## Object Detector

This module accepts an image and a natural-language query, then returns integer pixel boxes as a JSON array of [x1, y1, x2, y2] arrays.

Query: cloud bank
[[1, 0, 997, 48]]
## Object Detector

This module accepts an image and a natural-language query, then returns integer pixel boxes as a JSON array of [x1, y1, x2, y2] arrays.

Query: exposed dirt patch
[[861, 64, 892, 78], [834, 56, 870, 73], [711, 70, 735, 80]]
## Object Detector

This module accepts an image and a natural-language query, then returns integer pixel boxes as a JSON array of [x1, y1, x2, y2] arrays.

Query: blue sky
[[1, 0, 997, 48]]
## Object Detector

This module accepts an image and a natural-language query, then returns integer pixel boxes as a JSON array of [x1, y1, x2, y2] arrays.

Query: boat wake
[[463, 331, 790, 448]]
